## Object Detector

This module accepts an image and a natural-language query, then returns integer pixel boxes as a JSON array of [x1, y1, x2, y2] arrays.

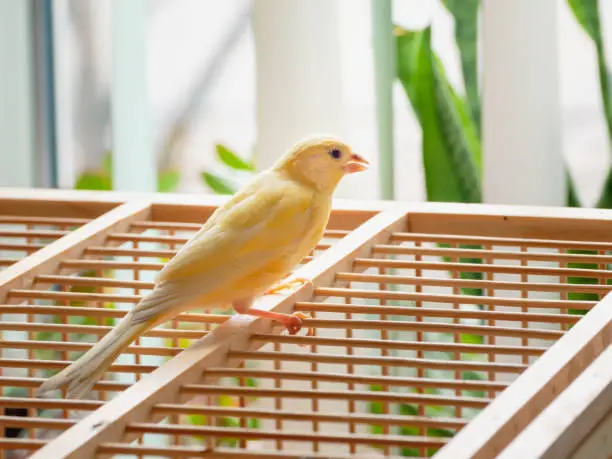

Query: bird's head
[[273, 136, 369, 192]]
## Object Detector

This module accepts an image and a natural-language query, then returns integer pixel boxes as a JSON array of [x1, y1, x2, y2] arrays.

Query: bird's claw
[[284, 312, 314, 345], [284, 314, 303, 335], [266, 277, 312, 295]]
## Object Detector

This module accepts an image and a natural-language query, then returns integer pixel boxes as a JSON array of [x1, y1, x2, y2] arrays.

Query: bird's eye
[[329, 149, 342, 160]]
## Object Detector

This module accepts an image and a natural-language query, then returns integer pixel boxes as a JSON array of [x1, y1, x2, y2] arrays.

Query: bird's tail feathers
[[36, 281, 192, 399], [36, 313, 148, 399]]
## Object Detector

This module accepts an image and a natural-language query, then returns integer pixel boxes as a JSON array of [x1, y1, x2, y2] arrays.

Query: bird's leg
[[232, 298, 313, 337], [265, 277, 312, 295], [244, 309, 308, 335]]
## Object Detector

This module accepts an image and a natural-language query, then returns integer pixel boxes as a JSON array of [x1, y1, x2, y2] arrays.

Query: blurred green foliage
[[373, 1, 612, 454], [187, 377, 260, 448], [74, 152, 180, 193], [201, 144, 254, 195]]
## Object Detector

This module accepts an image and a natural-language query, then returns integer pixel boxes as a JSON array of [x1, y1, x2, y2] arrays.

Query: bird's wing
[[155, 175, 314, 288]]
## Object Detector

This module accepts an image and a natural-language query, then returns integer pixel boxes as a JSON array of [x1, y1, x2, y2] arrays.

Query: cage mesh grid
[[0, 216, 90, 271], [94, 230, 603, 458], [0, 204, 354, 459], [1, 193, 612, 459]]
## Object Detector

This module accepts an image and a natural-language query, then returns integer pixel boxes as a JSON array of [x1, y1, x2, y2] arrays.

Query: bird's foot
[[265, 277, 312, 295], [289, 312, 314, 341], [245, 309, 313, 339], [280, 311, 314, 340]]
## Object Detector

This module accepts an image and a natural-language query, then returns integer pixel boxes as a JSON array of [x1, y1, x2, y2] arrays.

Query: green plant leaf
[[187, 414, 207, 425], [567, 249, 600, 318], [102, 151, 113, 175], [201, 171, 236, 195], [567, 0, 612, 142], [74, 172, 112, 191], [441, 0, 481, 132], [396, 26, 482, 203], [248, 418, 260, 429], [595, 167, 612, 208], [216, 144, 255, 171], [459, 333, 484, 345], [428, 427, 455, 438], [158, 169, 180, 193], [220, 416, 240, 428], [232, 377, 258, 388], [567, 168, 581, 207], [568, 0, 600, 38]]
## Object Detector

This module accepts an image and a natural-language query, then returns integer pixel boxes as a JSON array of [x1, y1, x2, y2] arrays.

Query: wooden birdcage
[[1, 188, 611, 459]]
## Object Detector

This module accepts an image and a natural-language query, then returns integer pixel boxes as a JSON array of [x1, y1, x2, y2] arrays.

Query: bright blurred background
[[1, 0, 612, 208], [1, 2, 612, 456]]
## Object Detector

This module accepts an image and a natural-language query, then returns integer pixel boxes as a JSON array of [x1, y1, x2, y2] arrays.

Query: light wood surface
[[497, 345, 612, 459], [1, 189, 612, 458]]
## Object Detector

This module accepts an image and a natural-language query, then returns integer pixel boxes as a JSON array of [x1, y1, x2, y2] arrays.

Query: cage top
[[0, 188, 611, 459]]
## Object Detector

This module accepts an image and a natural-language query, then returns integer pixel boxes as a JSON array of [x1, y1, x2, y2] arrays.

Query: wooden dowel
[[390, 231, 612, 251], [373, 244, 612, 264], [130, 221, 202, 231], [179, 385, 490, 408], [0, 339, 182, 356], [124, 422, 451, 447], [106, 232, 336, 250], [97, 442, 413, 458], [8, 289, 142, 303], [250, 334, 548, 356], [108, 232, 192, 244], [354, 258, 612, 278], [60, 259, 164, 271], [0, 216, 89, 226], [152, 402, 467, 428], [0, 377, 129, 392], [0, 304, 225, 324], [0, 358, 156, 374], [203, 368, 508, 391], [315, 287, 596, 310], [321, 229, 350, 238], [335, 272, 611, 294], [0, 415, 73, 430], [0, 229, 67, 239], [84, 244, 331, 259], [0, 439, 46, 451], [295, 302, 580, 324], [0, 321, 210, 339], [0, 395, 103, 411], [229, 350, 528, 373], [0, 243, 44, 253], [35, 274, 153, 290], [85, 246, 176, 258], [297, 318, 563, 340], [0, 376, 130, 392], [130, 220, 349, 237]]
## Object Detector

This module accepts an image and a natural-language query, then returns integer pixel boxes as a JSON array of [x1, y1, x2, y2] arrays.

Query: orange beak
[[343, 153, 370, 174]]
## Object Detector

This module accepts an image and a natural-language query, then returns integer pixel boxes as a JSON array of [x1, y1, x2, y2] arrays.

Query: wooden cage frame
[[1, 188, 612, 458]]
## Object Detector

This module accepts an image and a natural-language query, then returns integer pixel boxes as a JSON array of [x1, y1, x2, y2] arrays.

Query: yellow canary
[[36, 136, 368, 399]]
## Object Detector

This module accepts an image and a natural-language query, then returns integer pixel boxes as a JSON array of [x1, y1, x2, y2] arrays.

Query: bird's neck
[[274, 167, 337, 195]]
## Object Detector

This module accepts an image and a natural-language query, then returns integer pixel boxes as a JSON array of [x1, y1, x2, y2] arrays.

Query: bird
[[36, 135, 369, 399]]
